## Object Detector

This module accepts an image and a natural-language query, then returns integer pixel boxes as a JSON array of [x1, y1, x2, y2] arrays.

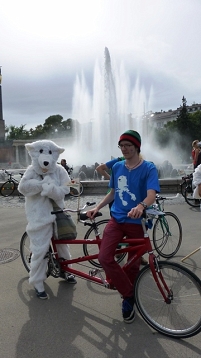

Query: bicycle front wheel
[[152, 212, 182, 258], [83, 219, 127, 268], [0, 180, 15, 196], [184, 188, 201, 207], [70, 182, 83, 197], [135, 261, 201, 338]]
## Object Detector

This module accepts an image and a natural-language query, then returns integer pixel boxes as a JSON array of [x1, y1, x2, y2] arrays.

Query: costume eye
[[49, 150, 52, 154], [39, 149, 43, 153]]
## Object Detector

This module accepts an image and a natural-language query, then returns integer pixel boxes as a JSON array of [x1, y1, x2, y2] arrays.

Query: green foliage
[[5, 115, 79, 140], [154, 96, 201, 162], [6, 124, 30, 140]]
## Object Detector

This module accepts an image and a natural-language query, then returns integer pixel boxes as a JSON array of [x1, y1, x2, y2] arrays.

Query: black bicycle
[[181, 173, 201, 207], [180, 173, 193, 197], [0, 170, 24, 197]]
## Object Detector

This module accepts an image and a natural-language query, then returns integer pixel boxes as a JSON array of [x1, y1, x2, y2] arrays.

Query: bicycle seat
[[79, 211, 102, 221]]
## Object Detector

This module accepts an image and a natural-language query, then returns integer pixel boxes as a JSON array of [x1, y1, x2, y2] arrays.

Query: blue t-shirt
[[105, 157, 124, 194], [106, 157, 124, 169], [109, 160, 160, 224]]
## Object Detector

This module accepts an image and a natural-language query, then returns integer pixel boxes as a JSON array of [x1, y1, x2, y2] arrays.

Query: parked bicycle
[[20, 202, 201, 338], [67, 167, 84, 197], [0, 170, 24, 198], [180, 173, 193, 197], [180, 173, 201, 207], [151, 193, 182, 258]]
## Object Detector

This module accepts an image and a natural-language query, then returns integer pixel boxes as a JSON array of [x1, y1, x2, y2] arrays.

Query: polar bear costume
[[18, 140, 72, 294]]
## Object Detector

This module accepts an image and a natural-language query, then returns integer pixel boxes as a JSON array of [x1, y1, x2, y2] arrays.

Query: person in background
[[193, 141, 201, 169], [61, 159, 70, 174], [88, 130, 160, 323], [96, 158, 148, 266], [191, 140, 200, 170]]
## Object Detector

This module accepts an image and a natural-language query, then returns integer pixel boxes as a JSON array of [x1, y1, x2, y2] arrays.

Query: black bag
[[51, 200, 77, 240]]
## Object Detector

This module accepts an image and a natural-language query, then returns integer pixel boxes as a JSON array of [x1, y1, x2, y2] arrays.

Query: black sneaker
[[66, 274, 77, 284], [35, 288, 49, 300], [122, 296, 135, 323], [60, 272, 77, 284]]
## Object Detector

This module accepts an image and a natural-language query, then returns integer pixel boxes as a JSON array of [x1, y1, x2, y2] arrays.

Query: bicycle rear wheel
[[184, 188, 201, 207], [83, 219, 127, 268], [152, 212, 182, 258], [180, 182, 187, 197], [0, 180, 15, 196], [70, 182, 83, 197], [135, 261, 201, 338], [20, 232, 50, 277], [20, 232, 32, 272]]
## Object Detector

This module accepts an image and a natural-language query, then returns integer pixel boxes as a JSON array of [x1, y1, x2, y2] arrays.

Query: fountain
[[58, 47, 186, 181], [61, 47, 152, 166]]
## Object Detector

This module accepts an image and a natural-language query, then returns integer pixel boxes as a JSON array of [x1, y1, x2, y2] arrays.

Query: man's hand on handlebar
[[87, 208, 99, 220], [127, 204, 144, 219]]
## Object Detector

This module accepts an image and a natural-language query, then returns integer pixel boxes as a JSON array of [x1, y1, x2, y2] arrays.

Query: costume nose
[[44, 161, 49, 166]]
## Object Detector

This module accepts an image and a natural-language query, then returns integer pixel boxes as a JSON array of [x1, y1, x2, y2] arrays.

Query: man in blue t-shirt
[[96, 157, 148, 266], [87, 130, 160, 324]]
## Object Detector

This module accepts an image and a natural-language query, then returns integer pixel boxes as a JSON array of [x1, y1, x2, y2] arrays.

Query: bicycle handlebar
[[51, 201, 96, 215], [51, 201, 164, 222], [2, 170, 24, 178], [181, 173, 193, 180], [156, 193, 180, 201]]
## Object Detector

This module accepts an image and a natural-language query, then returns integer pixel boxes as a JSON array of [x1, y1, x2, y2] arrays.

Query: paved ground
[[0, 194, 201, 357]]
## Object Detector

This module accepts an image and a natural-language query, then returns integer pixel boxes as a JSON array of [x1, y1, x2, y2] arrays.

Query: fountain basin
[[80, 178, 183, 195]]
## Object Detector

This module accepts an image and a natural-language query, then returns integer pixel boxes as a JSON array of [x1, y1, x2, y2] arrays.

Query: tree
[[154, 96, 194, 162], [5, 115, 81, 140], [176, 96, 191, 135], [43, 114, 64, 137], [6, 124, 30, 140]]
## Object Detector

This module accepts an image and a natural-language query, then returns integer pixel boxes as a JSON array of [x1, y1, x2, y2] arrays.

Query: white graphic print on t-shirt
[[117, 175, 136, 206]]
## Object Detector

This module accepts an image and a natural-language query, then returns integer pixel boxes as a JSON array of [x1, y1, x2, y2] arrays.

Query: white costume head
[[26, 140, 65, 175]]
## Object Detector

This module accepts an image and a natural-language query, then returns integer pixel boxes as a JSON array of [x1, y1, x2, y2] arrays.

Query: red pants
[[98, 217, 143, 298]]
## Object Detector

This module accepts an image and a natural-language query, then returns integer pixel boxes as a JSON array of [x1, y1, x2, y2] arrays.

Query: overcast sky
[[1, 0, 201, 130]]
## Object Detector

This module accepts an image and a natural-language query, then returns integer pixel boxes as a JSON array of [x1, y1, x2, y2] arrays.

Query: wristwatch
[[139, 201, 147, 209]]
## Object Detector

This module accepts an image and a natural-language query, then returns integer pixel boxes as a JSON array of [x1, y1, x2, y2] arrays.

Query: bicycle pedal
[[89, 269, 98, 276]]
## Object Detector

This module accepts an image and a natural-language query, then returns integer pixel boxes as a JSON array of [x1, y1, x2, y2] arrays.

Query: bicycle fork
[[149, 255, 173, 303], [141, 217, 173, 304]]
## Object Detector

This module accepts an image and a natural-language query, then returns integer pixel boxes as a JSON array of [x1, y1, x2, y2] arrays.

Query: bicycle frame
[[50, 215, 172, 303]]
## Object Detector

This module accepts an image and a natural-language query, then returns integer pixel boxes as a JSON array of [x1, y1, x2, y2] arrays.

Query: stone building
[[144, 103, 201, 130]]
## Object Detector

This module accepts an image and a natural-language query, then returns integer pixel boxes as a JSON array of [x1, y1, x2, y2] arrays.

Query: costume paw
[[41, 182, 55, 197]]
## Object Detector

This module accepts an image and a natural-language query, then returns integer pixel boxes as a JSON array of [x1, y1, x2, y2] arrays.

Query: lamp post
[[0, 66, 5, 141]]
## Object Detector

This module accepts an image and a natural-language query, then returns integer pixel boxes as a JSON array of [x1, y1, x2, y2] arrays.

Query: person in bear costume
[[18, 139, 76, 299]]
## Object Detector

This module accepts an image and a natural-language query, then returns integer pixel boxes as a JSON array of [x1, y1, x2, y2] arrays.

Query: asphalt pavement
[[0, 194, 201, 358]]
